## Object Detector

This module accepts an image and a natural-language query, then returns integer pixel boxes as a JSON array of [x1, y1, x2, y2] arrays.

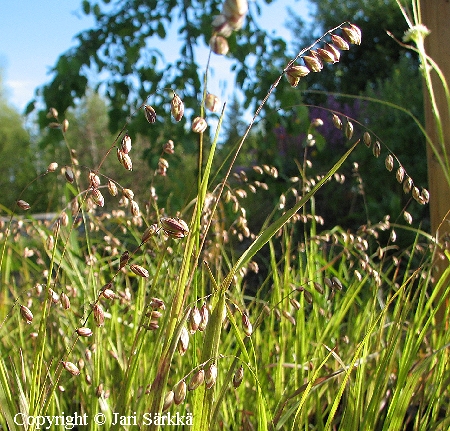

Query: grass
[[0, 2, 449, 430]]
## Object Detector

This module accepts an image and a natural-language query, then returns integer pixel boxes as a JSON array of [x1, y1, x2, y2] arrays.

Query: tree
[[0, 75, 49, 213], [29, 0, 289, 141]]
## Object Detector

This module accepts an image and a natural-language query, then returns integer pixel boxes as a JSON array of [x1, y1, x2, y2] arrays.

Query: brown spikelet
[[130, 264, 149, 278], [76, 327, 93, 337], [144, 105, 157, 123], [345, 120, 354, 140], [174, 380, 187, 405], [188, 369, 205, 391], [396, 166, 405, 183], [17, 200, 31, 211], [233, 365, 244, 388], [192, 117, 208, 133], [62, 361, 80, 376], [171, 93, 184, 122], [363, 131, 371, 147], [373, 141, 381, 158], [20, 305, 33, 324], [162, 391, 174, 412], [332, 114, 342, 130], [385, 154, 394, 171]]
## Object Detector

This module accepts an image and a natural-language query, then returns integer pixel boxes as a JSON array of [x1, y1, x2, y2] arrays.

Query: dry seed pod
[[121, 134, 132, 154], [130, 264, 149, 278], [188, 369, 205, 391], [332, 114, 342, 130], [93, 303, 105, 327], [144, 105, 157, 123], [20, 305, 33, 324], [60, 292, 71, 310], [161, 217, 189, 238], [65, 166, 74, 183], [130, 200, 140, 217], [91, 189, 105, 207], [62, 361, 80, 376], [119, 251, 130, 269], [233, 365, 244, 388], [198, 303, 209, 332], [108, 180, 118, 196], [373, 141, 381, 158], [205, 93, 220, 112], [403, 177, 413, 194], [317, 47, 337, 63], [47, 162, 58, 172], [385, 154, 394, 172], [77, 327, 93, 337], [363, 131, 371, 147], [191, 117, 208, 133], [163, 140, 175, 154], [174, 381, 187, 405], [303, 55, 323, 72], [403, 211, 413, 225], [242, 313, 253, 337], [189, 306, 202, 334], [171, 93, 184, 122], [178, 326, 189, 356], [141, 224, 158, 245], [210, 35, 229, 55], [162, 391, 174, 412], [345, 120, 354, 140], [16, 200, 31, 210], [205, 363, 218, 389], [331, 34, 350, 50]]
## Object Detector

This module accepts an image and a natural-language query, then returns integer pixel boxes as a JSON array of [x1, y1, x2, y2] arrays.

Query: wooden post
[[420, 0, 450, 323]]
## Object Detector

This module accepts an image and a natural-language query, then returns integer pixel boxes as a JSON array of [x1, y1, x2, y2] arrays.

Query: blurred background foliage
[[2, 0, 427, 236]]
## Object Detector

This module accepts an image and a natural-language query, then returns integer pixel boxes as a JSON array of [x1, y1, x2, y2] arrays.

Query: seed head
[[91, 189, 105, 208], [65, 167, 75, 184], [47, 107, 59, 119], [188, 369, 205, 391], [205, 93, 221, 112], [396, 166, 405, 183], [403, 211, 413, 225], [163, 140, 175, 154], [141, 224, 158, 245], [403, 177, 413, 194], [373, 141, 381, 158], [189, 306, 202, 334], [130, 200, 140, 217], [76, 327, 93, 337], [60, 292, 71, 310], [332, 114, 342, 130], [143, 105, 157, 123], [130, 264, 149, 278], [17, 200, 31, 211], [343, 23, 362, 45], [20, 305, 33, 324], [162, 391, 174, 412], [121, 134, 132, 154], [119, 251, 130, 269], [317, 47, 337, 63], [161, 217, 189, 239], [210, 35, 229, 55], [191, 117, 208, 133], [108, 180, 118, 196], [324, 43, 341, 61], [385, 154, 394, 171], [93, 303, 105, 327], [198, 303, 209, 332], [363, 131, 371, 147], [233, 365, 244, 388], [62, 361, 80, 376], [303, 55, 323, 72], [178, 326, 189, 356], [174, 380, 187, 405], [205, 363, 218, 389], [331, 34, 350, 50], [47, 162, 58, 173], [345, 120, 354, 140], [62, 119, 69, 133], [171, 93, 184, 122], [242, 313, 253, 337]]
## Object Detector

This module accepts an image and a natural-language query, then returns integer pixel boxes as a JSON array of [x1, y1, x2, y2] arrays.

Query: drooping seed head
[[77, 327, 93, 337], [363, 131, 371, 147], [174, 380, 187, 405], [324, 43, 341, 61], [303, 55, 323, 72], [163, 140, 175, 154], [20, 305, 33, 324], [17, 200, 31, 211], [160, 217, 189, 238], [396, 166, 405, 183], [233, 365, 244, 388], [331, 34, 350, 50], [171, 93, 184, 122], [198, 303, 209, 331], [62, 119, 69, 133], [188, 369, 205, 391], [162, 391, 174, 412], [191, 116, 208, 133], [91, 189, 105, 207], [47, 107, 59, 119], [108, 180, 118, 196], [93, 303, 105, 327], [342, 23, 362, 45], [403, 211, 413, 225], [332, 114, 342, 130], [205, 93, 221, 112], [130, 200, 140, 217], [47, 162, 59, 172], [317, 47, 337, 63], [189, 306, 202, 334], [373, 141, 381, 158], [121, 134, 132, 154], [60, 292, 71, 310], [345, 120, 354, 140], [242, 313, 253, 337], [89, 172, 101, 189], [403, 177, 413, 194], [205, 363, 218, 389], [178, 326, 189, 356], [62, 361, 80, 376], [65, 166, 75, 183], [130, 264, 149, 278], [385, 154, 394, 171], [210, 35, 229, 55], [143, 105, 157, 123]]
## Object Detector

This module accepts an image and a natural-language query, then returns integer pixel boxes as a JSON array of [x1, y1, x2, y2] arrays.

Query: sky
[[0, 0, 312, 113]]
